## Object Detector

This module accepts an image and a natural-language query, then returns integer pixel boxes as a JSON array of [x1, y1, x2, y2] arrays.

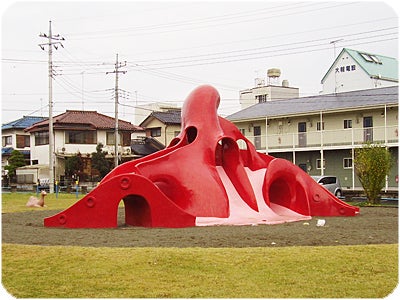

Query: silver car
[[311, 176, 342, 197]]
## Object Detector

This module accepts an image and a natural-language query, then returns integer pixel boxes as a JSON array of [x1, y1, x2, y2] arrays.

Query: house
[[2, 116, 47, 180], [139, 109, 182, 146], [25, 110, 143, 183], [228, 86, 398, 191], [321, 48, 398, 94], [134, 102, 179, 125]]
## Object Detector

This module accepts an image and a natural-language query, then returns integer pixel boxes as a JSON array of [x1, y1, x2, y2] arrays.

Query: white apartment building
[[228, 86, 398, 191]]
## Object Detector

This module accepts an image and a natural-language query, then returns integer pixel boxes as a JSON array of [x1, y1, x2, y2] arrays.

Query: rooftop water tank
[[267, 68, 281, 78]]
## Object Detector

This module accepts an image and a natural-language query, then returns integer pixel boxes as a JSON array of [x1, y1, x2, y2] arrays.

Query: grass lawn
[[2, 243, 398, 298], [2, 193, 398, 298], [1, 192, 79, 213]]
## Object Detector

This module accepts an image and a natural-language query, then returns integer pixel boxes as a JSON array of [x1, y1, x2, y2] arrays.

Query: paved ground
[[2, 206, 397, 248]]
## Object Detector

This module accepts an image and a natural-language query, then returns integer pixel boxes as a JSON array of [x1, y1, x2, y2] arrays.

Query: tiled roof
[[228, 86, 398, 121], [2, 116, 47, 130], [140, 110, 181, 126], [25, 110, 142, 132]]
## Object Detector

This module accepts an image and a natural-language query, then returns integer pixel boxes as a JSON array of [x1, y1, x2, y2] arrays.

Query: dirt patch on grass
[[2, 207, 397, 248]]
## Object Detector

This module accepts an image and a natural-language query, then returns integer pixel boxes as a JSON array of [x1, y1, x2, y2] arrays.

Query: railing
[[242, 125, 398, 151]]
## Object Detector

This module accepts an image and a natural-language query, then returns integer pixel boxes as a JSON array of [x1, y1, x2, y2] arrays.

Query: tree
[[354, 143, 392, 204], [91, 143, 112, 179], [65, 153, 83, 179], [4, 150, 27, 183]]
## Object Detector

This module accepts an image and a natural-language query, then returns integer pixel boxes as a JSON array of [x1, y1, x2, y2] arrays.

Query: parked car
[[311, 175, 342, 197]]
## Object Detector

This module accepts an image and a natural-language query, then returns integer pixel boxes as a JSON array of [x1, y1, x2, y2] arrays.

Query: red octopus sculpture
[[44, 85, 359, 228]]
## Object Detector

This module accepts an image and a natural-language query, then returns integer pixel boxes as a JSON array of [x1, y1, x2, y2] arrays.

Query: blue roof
[[2, 116, 47, 130], [1, 147, 30, 156]]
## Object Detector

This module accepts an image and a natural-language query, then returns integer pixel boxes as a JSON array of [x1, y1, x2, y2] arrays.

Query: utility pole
[[107, 54, 126, 168], [39, 20, 64, 193]]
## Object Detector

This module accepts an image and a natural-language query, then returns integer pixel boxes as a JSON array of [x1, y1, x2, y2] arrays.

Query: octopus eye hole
[[186, 126, 197, 144]]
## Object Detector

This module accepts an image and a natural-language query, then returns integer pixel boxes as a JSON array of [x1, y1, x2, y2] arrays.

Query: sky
[[1, 0, 398, 125]]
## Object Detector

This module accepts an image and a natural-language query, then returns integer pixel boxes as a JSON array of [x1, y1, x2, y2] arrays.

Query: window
[[2, 135, 12, 147], [239, 128, 246, 135], [344, 119, 352, 129], [150, 127, 161, 137], [351, 65, 356, 71], [107, 132, 131, 146], [360, 53, 382, 64], [343, 158, 353, 169], [121, 132, 131, 146], [107, 132, 116, 145], [253, 126, 261, 136], [319, 176, 336, 185], [316, 159, 326, 170], [255, 94, 268, 103], [34, 131, 49, 145], [16, 135, 30, 148], [360, 53, 373, 62], [65, 130, 97, 144], [298, 163, 307, 172], [370, 55, 381, 64], [317, 122, 325, 131]]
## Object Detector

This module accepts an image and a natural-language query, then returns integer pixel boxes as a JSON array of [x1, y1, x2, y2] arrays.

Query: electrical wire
[[65, 2, 356, 40]]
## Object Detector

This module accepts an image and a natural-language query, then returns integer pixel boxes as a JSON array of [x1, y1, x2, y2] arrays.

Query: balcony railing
[[241, 125, 398, 151]]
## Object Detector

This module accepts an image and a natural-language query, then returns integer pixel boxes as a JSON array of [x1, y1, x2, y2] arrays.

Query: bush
[[354, 143, 392, 204], [4, 150, 26, 183], [91, 143, 112, 179]]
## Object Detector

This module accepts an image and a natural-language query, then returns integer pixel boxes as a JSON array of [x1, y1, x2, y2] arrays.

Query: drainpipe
[[384, 104, 388, 192], [265, 117, 268, 154], [164, 125, 168, 146], [320, 111, 324, 176], [351, 128, 355, 191], [384, 104, 388, 144]]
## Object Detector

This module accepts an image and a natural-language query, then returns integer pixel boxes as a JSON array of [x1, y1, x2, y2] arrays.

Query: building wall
[[239, 85, 299, 109], [30, 129, 132, 165], [234, 105, 398, 151], [233, 105, 398, 190], [143, 118, 181, 146], [271, 148, 398, 191], [322, 52, 397, 94], [2, 128, 31, 150]]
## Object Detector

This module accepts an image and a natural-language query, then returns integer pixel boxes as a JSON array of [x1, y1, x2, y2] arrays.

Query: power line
[[3, 27, 397, 73], [65, 2, 355, 40], [126, 28, 397, 69]]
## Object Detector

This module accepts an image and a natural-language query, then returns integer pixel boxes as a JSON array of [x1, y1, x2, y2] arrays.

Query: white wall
[[322, 52, 397, 94]]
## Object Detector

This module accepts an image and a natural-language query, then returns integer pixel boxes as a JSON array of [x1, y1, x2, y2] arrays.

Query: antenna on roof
[[330, 39, 344, 59], [330, 39, 344, 94]]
